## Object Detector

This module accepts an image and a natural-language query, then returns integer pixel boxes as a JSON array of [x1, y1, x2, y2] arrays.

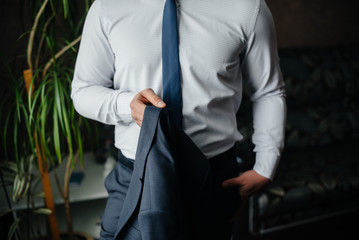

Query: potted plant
[[1, 0, 96, 239]]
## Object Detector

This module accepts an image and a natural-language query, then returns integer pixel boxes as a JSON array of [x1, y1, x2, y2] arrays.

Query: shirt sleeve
[[71, 0, 135, 125], [240, 0, 287, 180]]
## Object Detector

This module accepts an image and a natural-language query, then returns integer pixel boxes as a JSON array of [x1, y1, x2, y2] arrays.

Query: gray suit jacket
[[114, 106, 211, 240]]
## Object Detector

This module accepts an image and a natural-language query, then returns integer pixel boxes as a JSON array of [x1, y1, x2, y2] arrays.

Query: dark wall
[[267, 0, 359, 48], [0, 0, 30, 60], [1, 0, 358, 92], [0, 0, 31, 81], [1, 0, 359, 60]]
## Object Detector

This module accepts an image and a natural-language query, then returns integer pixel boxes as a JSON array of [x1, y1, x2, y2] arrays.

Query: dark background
[[269, 0, 359, 48], [1, 0, 359, 90], [2, 0, 359, 59]]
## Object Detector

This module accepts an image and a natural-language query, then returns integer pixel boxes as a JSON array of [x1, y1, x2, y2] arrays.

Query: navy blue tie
[[162, 0, 182, 128]]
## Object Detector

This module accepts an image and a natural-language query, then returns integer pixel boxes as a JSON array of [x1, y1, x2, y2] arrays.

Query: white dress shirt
[[71, 0, 287, 180]]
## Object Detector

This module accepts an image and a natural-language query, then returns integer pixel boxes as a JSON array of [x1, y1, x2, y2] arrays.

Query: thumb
[[141, 88, 166, 108], [222, 177, 241, 189]]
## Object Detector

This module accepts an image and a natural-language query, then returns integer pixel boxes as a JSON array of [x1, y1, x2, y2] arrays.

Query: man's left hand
[[222, 170, 271, 198]]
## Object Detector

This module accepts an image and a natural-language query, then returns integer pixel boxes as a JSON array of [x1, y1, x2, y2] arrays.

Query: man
[[71, 0, 286, 239]]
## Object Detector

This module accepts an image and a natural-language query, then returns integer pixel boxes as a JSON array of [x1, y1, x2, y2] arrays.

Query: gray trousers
[[100, 147, 240, 240]]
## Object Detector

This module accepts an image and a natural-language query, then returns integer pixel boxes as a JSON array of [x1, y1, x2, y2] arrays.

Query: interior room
[[1, 0, 358, 239]]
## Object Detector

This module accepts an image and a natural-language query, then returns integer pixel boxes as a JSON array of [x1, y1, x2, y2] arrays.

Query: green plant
[[1, 0, 95, 239]]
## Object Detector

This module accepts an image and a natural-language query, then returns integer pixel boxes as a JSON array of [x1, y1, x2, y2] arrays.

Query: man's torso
[[98, 0, 261, 158]]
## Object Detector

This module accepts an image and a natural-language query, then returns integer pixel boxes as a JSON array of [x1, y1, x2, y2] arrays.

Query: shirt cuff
[[253, 152, 281, 181], [116, 91, 136, 122]]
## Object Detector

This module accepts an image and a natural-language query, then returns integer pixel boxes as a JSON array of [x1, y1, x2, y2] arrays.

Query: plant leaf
[[34, 191, 45, 198], [3, 108, 12, 159], [34, 208, 52, 215], [7, 218, 20, 240], [62, 0, 69, 18], [0, 209, 14, 218], [53, 106, 62, 163]]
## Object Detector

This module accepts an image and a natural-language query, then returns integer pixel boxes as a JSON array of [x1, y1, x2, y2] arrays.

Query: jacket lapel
[[114, 107, 162, 239]]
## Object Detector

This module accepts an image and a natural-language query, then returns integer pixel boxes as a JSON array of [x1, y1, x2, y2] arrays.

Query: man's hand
[[130, 88, 166, 126], [222, 170, 271, 199]]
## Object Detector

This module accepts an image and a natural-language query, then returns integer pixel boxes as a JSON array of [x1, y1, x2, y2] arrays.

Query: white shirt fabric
[[71, 0, 287, 180]]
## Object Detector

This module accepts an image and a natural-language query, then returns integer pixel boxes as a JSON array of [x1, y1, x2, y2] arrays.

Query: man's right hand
[[130, 88, 166, 127]]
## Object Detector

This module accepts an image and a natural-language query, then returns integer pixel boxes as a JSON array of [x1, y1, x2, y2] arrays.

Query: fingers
[[239, 185, 255, 199], [130, 88, 166, 126], [221, 170, 271, 198], [141, 88, 166, 108], [222, 177, 242, 189], [130, 97, 146, 126], [222, 176, 253, 199], [221, 177, 251, 199]]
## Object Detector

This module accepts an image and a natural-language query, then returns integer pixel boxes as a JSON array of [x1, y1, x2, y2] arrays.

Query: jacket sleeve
[[240, 0, 287, 180], [71, 0, 135, 125]]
